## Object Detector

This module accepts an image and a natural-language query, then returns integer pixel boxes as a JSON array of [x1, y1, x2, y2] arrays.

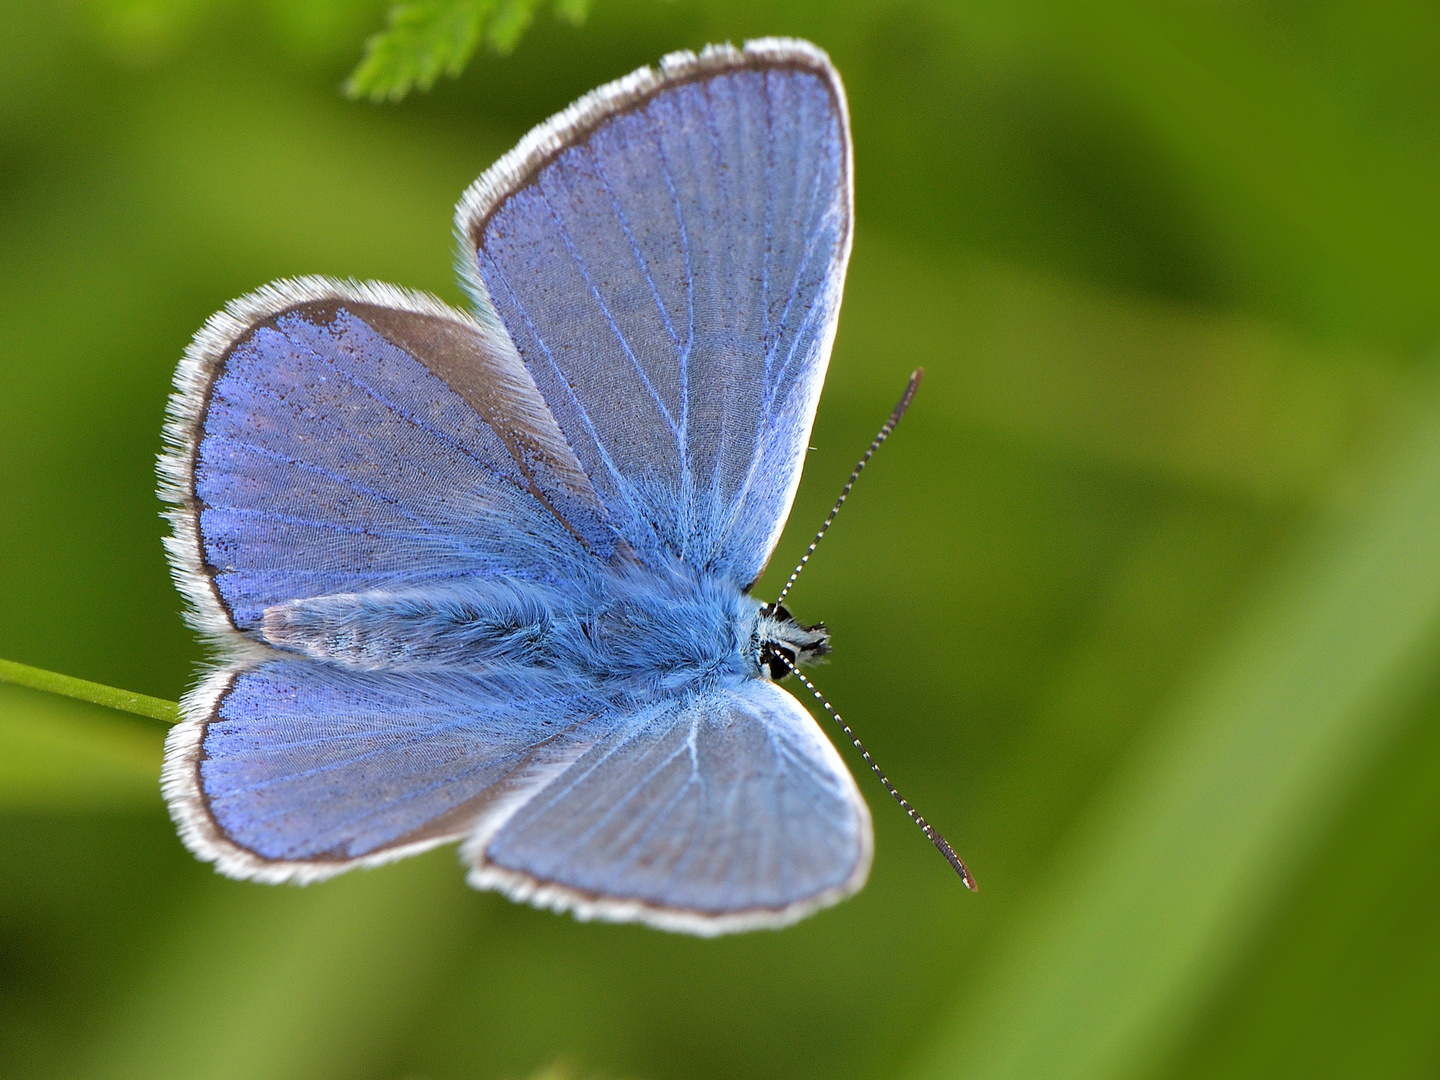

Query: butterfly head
[[753, 602, 831, 680]]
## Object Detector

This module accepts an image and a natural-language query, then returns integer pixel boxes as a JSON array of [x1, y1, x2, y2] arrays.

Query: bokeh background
[[3, 1, 1440, 1078]]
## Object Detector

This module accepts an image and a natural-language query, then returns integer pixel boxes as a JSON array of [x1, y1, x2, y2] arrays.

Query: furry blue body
[[262, 560, 766, 699]]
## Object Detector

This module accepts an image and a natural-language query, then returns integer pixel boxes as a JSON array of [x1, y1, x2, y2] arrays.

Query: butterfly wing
[[467, 679, 872, 934], [160, 277, 625, 875], [457, 38, 853, 586], [167, 661, 870, 926], [163, 659, 617, 880], [161, 276, 619, 644]]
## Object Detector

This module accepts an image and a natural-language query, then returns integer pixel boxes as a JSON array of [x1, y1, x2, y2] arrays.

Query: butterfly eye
[[764, 645, 798, 681]]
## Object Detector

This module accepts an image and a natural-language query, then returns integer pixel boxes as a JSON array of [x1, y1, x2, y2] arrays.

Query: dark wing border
[[452, 36, 853, 329]]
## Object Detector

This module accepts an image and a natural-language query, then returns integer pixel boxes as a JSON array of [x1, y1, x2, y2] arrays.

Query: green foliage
[[2, 2, 1438, 1079], [345, 0, 592, 101], [551, 0, 591, 26]]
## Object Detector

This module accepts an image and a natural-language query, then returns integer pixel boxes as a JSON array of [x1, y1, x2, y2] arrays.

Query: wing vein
[[762, 70, 775, 353], [270, 337, 523, 487], [204, 436, 439, 530], [536, 185, 680, 439], [699, 78, 733, 502], [202, 505, 442, 542], [641, 105, 694, 466], [476, 250, 633, 500], [764, 149, 829, 380], [587, 142, 690, 474], [524, 722, 694, 868]]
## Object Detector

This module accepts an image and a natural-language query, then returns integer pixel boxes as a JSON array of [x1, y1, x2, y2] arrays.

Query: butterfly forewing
[[162, 279, 616, 640], [458, 40, 852, 586]]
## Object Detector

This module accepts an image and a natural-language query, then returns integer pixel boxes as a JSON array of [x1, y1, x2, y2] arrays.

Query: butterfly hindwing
[[167, 660, 870, 932], [468, 679, 872, 934], [163, 658, 615, 881], [458, 40, 853, 585]]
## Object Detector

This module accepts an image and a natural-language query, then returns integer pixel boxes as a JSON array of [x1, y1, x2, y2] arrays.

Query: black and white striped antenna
[[781, 655, 977, 891], [773, 368, 977, 891], [773, 368, 924, 608]]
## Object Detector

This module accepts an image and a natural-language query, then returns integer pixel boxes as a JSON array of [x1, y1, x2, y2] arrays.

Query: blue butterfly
[[159, 38, 970, 936]]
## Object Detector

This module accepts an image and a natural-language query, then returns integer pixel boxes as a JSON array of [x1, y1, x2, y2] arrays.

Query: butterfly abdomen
[[259, 563, 766, 695], [260, 579, 565, 671]]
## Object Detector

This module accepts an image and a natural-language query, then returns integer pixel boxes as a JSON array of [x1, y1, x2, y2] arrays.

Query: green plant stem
[[0, 659, 179, 725]]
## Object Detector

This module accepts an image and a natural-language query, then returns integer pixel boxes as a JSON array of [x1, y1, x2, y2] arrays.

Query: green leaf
[[552, 0, 589, 27], [485, 0, 537, 55], [345, 0, 491, 102], [346, 0, 582, 101]]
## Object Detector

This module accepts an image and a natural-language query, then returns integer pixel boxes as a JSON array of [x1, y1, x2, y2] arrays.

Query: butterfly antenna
[[773, 369, 924, 608], [780, 655, 978, 891]]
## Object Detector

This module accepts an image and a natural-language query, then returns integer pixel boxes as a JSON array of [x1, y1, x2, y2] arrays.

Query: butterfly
[[159, 37, 971, 936]]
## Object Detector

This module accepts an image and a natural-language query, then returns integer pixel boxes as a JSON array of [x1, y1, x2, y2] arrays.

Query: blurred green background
[[3, 1, 1440, 1077]]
